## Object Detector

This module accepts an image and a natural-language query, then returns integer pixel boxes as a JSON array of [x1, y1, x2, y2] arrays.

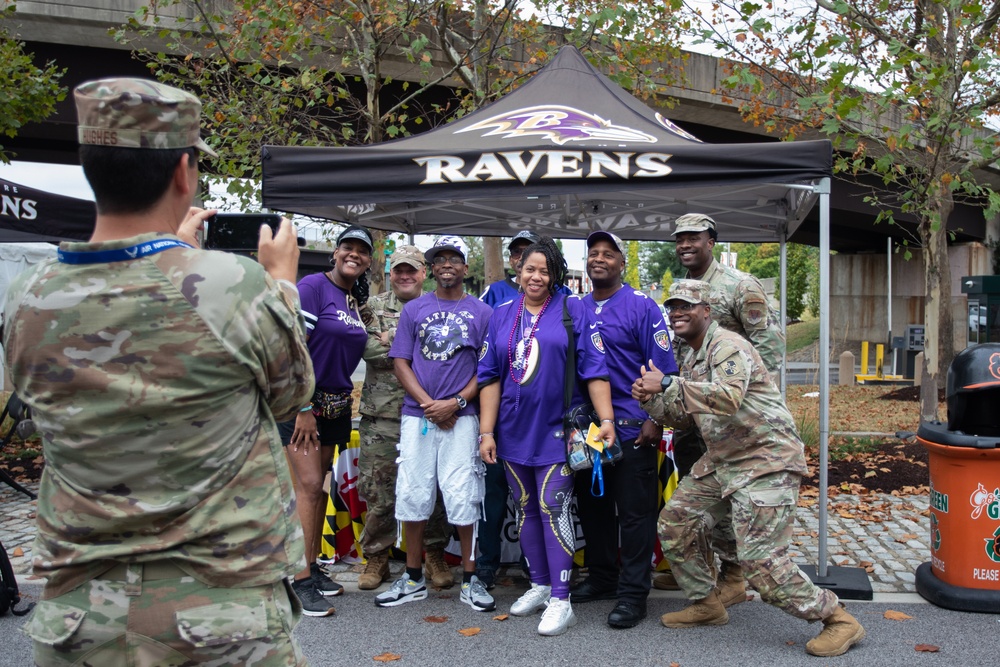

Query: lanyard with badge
[[58, 239, 193, 264]]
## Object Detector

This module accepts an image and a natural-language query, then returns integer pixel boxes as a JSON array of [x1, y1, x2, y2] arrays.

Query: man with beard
[[378, 236, 495, 612], [357, 246, 453, 590], [569, 231, 678, 629], [632, 280, 864, 658], [654, 213, 785, 603]]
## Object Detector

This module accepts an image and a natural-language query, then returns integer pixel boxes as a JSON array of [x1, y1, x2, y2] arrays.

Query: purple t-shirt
[[390, 292, 492, 418], [298, 272, 367, 393], [478, 292, 609, 466], [583, 285, 679, 442]]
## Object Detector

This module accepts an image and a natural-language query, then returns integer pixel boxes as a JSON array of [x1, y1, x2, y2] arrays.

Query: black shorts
[[278, 412, 352, 448]]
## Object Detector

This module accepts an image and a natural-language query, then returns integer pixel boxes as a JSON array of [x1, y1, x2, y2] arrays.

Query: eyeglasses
[[665, 302, 708, 314], [431, 255, 465, 266]]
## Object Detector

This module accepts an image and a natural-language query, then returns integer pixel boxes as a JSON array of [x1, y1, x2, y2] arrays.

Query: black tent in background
[[0, 177, 95, 243], [261, 45, 831, 244]]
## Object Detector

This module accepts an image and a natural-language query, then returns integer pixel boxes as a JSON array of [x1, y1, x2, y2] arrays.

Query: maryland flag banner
[[653, 429, 678, 570], [319, 430, 366, 564]]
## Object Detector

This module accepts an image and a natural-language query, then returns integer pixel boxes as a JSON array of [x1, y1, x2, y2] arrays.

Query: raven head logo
[[456, 105, 657, 146]]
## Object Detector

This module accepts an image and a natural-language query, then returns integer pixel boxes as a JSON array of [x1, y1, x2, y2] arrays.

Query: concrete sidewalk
[[2, 479, 931, 595]]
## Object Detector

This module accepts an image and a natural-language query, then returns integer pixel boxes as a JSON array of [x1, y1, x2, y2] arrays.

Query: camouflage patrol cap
[[390, 244, 424, 269], [74, 78, 218, 157], [671, 213, 717, 236], [666, 279, 712, 305]]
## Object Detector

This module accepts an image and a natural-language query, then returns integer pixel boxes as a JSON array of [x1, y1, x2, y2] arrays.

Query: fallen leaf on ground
[[373, 653, 402, 662], [423, 616, 448, 623], [493, 614, 509, 621], [670, 662, 681, 667], [915, 644, 940, 652], [786, 641, 796, 645], [900, 533, 919, 540], [12, 547, 24, 557], [884, 610, 913, 621], [458, 627, 481, 636]]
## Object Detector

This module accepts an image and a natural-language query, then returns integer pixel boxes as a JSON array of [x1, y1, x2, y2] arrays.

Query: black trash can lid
[[918, 421, 1000, 449]]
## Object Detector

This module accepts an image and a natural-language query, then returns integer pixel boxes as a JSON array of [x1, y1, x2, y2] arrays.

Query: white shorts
[[395, 414, 485, 526]]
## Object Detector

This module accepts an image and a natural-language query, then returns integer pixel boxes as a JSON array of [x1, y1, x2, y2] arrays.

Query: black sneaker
[[475, 569, 496, 591], [311, 562, 344, 597], [292, 577, 336, 617]]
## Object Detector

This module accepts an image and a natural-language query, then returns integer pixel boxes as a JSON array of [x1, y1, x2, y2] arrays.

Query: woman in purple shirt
[[281, 225, 373, 615], [478, 236, 616, 636]]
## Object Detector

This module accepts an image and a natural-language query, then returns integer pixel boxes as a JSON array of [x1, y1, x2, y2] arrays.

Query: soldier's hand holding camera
[[258, 217, 299, 284]]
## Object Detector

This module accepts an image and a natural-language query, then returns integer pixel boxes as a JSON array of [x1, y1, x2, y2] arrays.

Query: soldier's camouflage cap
[[74, 78, 218, 157], [671, 213, 716, 236], [390, 244, 424, 269], [666, 279, 712, 305]]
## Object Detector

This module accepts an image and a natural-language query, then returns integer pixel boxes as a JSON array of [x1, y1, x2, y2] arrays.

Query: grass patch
[[786, 318, 820, 354], [828, 436, 880, 461]]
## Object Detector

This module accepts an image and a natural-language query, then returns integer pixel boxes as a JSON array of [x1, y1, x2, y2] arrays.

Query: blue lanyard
[[58, 239, 194, 265]]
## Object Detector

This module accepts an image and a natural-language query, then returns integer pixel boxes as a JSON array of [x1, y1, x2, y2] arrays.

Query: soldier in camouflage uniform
[[654, 213, 787, 601], [632, 280, 865, 658], [357, 245, 453, 590], [4, 79, 314, 665]]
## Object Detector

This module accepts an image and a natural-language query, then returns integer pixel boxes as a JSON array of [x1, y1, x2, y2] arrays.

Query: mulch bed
[[802, 440, 929, 495]]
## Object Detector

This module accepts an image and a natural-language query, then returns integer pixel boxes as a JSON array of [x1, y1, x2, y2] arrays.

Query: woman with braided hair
[[280, 224, 373, 616], [478, 236, 616, 636]]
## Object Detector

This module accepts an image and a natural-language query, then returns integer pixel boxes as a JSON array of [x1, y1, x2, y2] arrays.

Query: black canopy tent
[[0, 177, 95, 243], [261, 45, 855, 593], [262, 46, 829, 243]]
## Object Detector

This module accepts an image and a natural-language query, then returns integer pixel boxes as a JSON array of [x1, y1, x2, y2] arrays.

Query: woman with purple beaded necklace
[[478, 236, 615, 636]]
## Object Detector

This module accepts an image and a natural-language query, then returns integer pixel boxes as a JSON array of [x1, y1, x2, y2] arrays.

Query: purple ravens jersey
[[299, 272, 368, 393]]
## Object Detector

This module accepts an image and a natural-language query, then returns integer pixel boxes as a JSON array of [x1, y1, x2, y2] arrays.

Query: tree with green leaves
[[640, 241, 682, 287], [0, 2, 66, 164], [119, 1, 688, 289], [688, 0, 1000, 419], [625, 240, 641, 288]]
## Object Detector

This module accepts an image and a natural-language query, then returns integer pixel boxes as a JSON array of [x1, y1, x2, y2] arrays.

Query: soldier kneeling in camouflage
[[632, 280, 865, 658]]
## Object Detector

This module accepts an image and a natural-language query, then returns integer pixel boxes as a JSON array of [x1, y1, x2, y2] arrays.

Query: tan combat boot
[[652, 570, 680, 591], [715, 561, 748, 607], [424, 547, 455, 589], [805, 605, 865, 657], [358, 550, 390, 590], [660, 590, 729, 628]]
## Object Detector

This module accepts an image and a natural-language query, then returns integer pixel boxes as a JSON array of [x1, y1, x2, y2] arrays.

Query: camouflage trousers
[[672, 428, 738, 566], [357, 414, 451, 555], [25, 561, 305, 667], [659, 471, 839, 621]]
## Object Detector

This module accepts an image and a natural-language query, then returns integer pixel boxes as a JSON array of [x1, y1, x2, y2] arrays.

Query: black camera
[[205, 213, 299, 251]]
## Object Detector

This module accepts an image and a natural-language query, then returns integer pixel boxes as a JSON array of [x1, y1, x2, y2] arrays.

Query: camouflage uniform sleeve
[[639, 381, 693, 429], [674, 340, 751, 417], [362, 294, 394, 368], [736, 277, 785, 373]]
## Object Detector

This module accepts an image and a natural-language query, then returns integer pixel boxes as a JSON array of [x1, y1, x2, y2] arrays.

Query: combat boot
[[805, 605, 865, 657], [652, 570, 680, 591], [660, 591, 729, 628], [715, 561, 747, 607], [424, 547, 455, 589], [358, 550, 390, 590]]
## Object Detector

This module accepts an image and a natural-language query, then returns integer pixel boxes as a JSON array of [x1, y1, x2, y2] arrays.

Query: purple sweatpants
[[504, 461, 576, 599]]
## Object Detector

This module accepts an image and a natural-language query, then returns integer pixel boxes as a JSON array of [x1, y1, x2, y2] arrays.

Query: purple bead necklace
[[507, 293, 552, 410]]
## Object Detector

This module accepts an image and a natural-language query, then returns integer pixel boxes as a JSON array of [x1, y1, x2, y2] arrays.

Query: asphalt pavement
[[2, 579, 996, 667]]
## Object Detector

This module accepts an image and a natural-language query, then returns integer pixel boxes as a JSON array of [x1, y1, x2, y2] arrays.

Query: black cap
[[508, 230, 540, 252], [337, 225, 374, 250]]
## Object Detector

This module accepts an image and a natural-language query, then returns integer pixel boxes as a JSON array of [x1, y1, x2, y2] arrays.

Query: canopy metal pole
[[780, 236, 788, 397], [818, 177, 831, 577], [888, 237, 895, 374]]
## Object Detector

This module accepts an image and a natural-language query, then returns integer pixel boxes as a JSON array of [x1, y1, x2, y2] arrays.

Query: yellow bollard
[[875, 344, 884, 380], [860, 341, 869, 376]]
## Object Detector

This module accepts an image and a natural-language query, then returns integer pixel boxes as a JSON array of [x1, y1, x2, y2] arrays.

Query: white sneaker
[[511, 583, 551, 616], [537, 597, 576, 636]]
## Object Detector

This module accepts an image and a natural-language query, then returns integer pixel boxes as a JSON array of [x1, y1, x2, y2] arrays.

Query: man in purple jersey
[[378, 236, 495, 612], [570, 231, 679, 629]]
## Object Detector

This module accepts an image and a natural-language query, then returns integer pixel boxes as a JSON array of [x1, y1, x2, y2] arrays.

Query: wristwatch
[[454, 395, 468, 409], [660, 375, 673, 390]]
